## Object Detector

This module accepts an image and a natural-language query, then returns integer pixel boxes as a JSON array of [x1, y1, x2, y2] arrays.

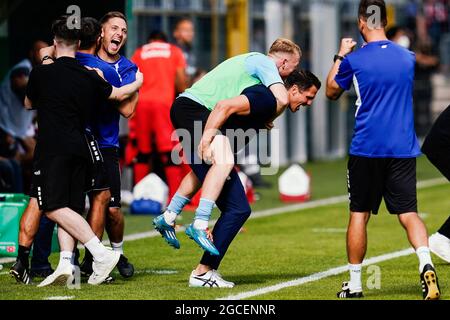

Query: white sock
[[348, 263, 362, 291], [111, 241, 124, 255], [84, 237, 108, 261], [416, 246, 433, 272], [193, 219, 208, 230], [164, 210, 177, 225], [59, 251, 74, 269]]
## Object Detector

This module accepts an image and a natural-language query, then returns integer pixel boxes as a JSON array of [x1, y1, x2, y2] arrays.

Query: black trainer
[[30, 267, 54, 279], [420, 264, 440, 300], [117, 254, 134, 278], [10, 260, 31, 285], [337, 282, 364, 299]]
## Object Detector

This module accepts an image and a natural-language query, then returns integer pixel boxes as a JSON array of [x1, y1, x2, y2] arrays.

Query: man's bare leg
[[104, 206, 135, 278], [105, 207, 124, 245], [398, 212, 433, 271], [87, 189, 111, 239], [45, 207, 120, 285], [37, 227, 77, 287], [81, 190, 111, 271], [398, 212, 440, 299], [164, 134, 234, 225], [18, 197, 42, 248], [12, 198, 42, 278], [339, 211, 370, 295], [192, 135, 234, 231]]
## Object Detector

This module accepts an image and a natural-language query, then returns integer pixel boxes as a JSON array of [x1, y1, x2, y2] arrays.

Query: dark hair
[[80, 17, 101, 50], [358, 0, 387, 28], [285, 70, 321, 92], [148, 30, 168, 42], [386, 26, 401, 40], [100, 11, 127, 25], [51, 15, 80, 46]]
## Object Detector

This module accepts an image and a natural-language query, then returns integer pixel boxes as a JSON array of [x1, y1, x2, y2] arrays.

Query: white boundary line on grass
[[0, 258, 15, 264], [216, 178, 446, 300], [0, 177, 446, 260], [116, 177, 447, 243], [217, 248, 415, 300], [44, 296, 75, 300], [91, 194, 350, 247]]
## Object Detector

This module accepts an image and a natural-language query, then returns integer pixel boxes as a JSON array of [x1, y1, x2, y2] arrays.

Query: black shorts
[[85, 133, 109, 192], [347, 156, 417, 215], [170, 97, 210, 153], [422, 104, 450, 181], [171, 88, 275, 154], [101, 147, 121, 208], [31, 155, 88, 213]]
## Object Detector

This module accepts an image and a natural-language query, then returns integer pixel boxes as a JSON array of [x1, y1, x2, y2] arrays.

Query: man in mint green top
[[153, 39, 305, 287], [181, 38, 301, 112], [181, 52, 287, 110]]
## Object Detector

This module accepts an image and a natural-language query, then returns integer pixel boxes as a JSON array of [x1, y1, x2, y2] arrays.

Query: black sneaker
[[30, 267, 54, 279], [117, 254, 134, 278], [10, 260, 31, 285], [337, 282, 364, 299], [79, 257, 93, 277], [420, 264, 440, 300], [104, 276, 115, 284]]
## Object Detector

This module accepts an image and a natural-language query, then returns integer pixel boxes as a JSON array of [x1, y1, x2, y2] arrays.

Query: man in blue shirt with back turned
[[326, 0, 440, 300]]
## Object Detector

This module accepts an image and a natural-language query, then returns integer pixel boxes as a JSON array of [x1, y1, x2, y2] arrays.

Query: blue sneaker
[[185, 224, 219, 256], [153, 213, 180, 249]]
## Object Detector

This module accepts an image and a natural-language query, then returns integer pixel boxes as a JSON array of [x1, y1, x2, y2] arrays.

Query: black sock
[[83, 249, 93, 263], [18, 245, 31, 268], [438, 216, 450, 238]]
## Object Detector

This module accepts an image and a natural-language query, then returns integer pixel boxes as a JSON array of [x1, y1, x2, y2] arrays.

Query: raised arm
[[326, 38, 356, 100]]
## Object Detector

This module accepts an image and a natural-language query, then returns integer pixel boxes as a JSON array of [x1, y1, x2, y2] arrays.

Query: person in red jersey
[[131, 30, 188, 199]]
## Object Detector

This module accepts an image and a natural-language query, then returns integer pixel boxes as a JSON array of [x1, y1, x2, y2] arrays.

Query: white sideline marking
[[417, 177, 447, 188], [0, 271, 8, 275], [419, 213, 429, 219], [0, 258, 15, 264], [218, 248, 415, 300], [44, 296, 75, 300], [71, 177, 447, 249], [132, 269, 178, 275]]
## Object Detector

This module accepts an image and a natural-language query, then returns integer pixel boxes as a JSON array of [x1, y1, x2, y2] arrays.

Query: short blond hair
[[269, 38, 302, 58]]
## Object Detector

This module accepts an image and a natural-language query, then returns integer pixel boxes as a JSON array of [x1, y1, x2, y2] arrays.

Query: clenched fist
[[338, 38, 357, 57]]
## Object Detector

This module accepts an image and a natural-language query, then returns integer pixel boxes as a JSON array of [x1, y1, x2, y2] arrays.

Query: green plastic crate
[[0, 193, 29, 203], [0, 195, 59, 257]]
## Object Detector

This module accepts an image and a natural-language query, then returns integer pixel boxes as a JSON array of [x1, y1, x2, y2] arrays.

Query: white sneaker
[[429, 232, 450, 263], [88, 250, 120, 285], [189, 269, 235, 288], [37, 265, 74, 287]]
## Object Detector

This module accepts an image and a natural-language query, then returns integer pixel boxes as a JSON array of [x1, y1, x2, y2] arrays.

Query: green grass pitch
[[1, 156, 449, 300]]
